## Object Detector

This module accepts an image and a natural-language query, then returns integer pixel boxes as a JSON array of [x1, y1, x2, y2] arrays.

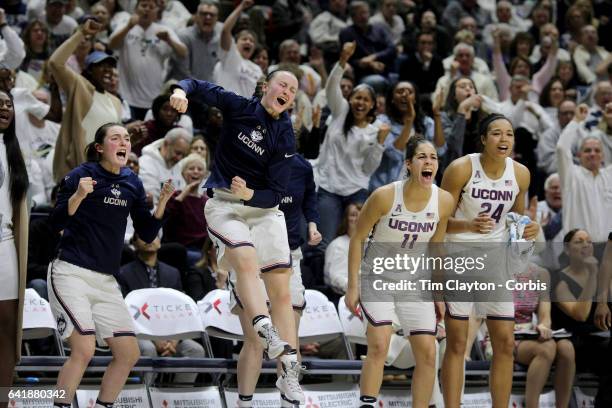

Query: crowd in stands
[[2, 0, 612, 404]]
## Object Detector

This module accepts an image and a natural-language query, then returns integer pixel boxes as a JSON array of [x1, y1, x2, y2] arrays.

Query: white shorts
[[229, 248, 306, 313], [0, 238, 18, 300], [205, 191, 291, 272], [360, 300, 437, 336], [48, 259, 135, 345], [445, 301, 515, 321]]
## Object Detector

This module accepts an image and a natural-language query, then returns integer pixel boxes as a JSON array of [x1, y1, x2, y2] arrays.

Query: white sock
[[237, 394, 253, 407]]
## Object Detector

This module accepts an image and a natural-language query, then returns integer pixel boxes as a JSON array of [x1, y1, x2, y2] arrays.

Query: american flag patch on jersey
[[426, 212, 435, 219], [505, 180, 513, 186]]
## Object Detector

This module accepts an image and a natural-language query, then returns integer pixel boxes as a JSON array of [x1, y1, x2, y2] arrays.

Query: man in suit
[[117, 233, 205, 385]]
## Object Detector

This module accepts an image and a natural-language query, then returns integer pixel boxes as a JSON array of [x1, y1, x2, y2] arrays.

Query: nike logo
[[391, 213, 402, 217], [284, 153, 296, 158], [472, 180, 482, 184]]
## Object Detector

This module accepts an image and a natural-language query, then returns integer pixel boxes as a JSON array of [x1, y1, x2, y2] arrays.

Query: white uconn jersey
[[371, 180, 440, 246], [448, 154, 519, 242]]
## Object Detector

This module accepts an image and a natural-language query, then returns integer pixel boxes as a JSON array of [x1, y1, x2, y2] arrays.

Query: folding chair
[[337, 295, 367, 346], [22, 288, 64, 356], [299, 290, 354, 361], [124, 288, 207, 380], [197, 289, 243, 357]]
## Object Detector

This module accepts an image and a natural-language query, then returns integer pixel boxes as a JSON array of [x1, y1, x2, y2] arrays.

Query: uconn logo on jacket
[[237, 125, 267, 156], [104, 184, 128, 207]]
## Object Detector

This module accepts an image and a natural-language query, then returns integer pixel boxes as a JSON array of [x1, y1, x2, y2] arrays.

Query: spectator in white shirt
[[108, 0, 187, 120], [315, 42, 388, 254], [556, 103, 612, 243], [139, 128, 191, 202], [537, 173, 562, 224], [171, 0, 222, 83], [211, 0, 262, 98], [369, 0, 404, 46], [530, 24, 571, 66], [308, 0, 349, 59], [499, 75, 554, 141], [158, 0, 190, 31], [537, 99, 576, 175], [573, 25, 610, 85], [269, 39, 323, 101], [43, 0, 78, 53], [434, 43, 498, 104], [0, 9, 25, 70]]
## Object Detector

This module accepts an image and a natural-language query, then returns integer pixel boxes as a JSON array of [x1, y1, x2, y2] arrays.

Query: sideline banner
[[462, 392, 492, 407], [224, 384, 359, 407], [148, 387, 222, 408], [378, 388, 412, 407], [76, 385, 149, 408], [574, 387, 595, 407], [223, 388, 279, 407]]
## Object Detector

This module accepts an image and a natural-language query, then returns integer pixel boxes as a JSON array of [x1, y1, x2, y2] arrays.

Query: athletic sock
[[359, 395, 377, 407], [95, 399, 114, 408], [252, 315, 269, 327], [238, 394, 253, 407], [280, 348, 298, 366]]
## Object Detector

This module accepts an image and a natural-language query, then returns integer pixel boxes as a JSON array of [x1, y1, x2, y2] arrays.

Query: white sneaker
[[276, 358, 305, 405], [253, 318, 291, 359], [280, 392, 300, 407]]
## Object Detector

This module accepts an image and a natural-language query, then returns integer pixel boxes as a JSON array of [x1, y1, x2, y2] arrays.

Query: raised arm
[[48, 19, 101, 92], [220, 0, 253, 52], [326, 41, 355, 119], [171, 79, 246, 114], [556, 104, 588, 185], [573, 46, 596, 84], [532, 42, 558, 95], [108, 13, 139, 50], [492, 30, 511, 101], [156, 28, 187, 58]]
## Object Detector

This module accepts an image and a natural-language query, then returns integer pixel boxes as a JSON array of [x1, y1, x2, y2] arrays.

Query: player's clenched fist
[[76, 177, 97, 198], [170, 89, 188, 113]]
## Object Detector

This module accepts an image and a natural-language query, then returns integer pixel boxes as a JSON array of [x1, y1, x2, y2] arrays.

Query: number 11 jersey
[[369, 180, 440, 248]]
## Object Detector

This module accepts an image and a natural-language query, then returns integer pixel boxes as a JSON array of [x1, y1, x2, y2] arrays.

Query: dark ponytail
[[85, 122, 124, 162], [405, 135, 432, 161], [405, 135, 434, 177], [0, 91, 29, 210]]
